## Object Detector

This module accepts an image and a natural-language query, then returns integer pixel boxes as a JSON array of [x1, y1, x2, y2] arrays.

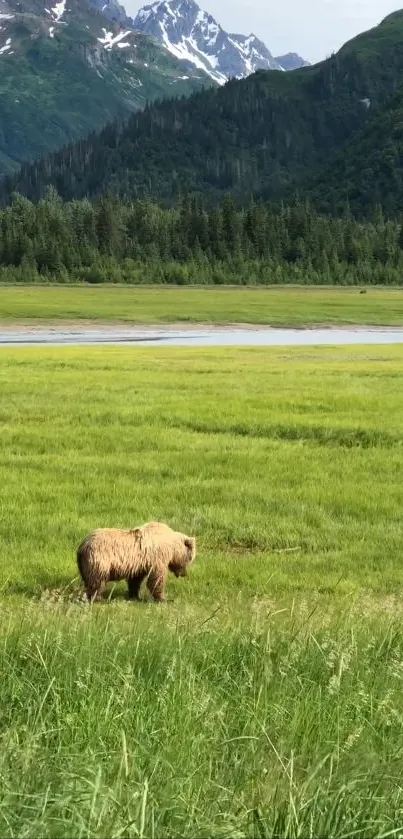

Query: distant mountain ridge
[[275, 52, 310, 71], [131, 0, 309, 84]]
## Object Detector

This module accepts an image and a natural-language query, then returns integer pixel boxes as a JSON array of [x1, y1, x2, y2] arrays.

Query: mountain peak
[[274, 52, 310, 71], [133, 0, 308, 84]]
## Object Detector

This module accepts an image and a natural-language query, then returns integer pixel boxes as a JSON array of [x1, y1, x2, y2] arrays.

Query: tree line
[[1, 189, 403, 285]]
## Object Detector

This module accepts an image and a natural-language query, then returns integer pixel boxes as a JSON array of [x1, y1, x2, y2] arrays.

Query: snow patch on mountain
[[52, 0, 66, 22], [97, 27, 132, 49], [0, 36, 12, 54], [45, 0, 66, 23]]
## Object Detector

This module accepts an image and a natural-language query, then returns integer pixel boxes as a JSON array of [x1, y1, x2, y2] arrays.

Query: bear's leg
[[146, 570, 167, 603], [127, 573, 146, 600], [86, 580, 105, 602]]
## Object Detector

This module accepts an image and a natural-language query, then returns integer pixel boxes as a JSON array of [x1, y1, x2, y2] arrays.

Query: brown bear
[[76, 520, 196, 603]]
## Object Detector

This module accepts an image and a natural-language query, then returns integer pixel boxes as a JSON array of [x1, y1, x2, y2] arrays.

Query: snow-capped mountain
[[132, 0, 308, 84]]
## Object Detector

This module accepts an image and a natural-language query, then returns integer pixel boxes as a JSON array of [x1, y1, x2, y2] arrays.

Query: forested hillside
[[311, 85, 403, 218], [2, 11, 403, 213]]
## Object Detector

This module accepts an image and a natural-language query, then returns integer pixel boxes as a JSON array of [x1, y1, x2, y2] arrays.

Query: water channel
[[1, 325, 403, 347]]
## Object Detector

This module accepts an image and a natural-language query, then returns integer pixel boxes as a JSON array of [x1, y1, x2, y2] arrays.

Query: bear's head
[[169, 535, 196, 577]]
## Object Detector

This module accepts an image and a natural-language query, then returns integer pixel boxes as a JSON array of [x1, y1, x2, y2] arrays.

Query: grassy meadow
[[1, 342, 403, 837], [0, 284, 403, 326]]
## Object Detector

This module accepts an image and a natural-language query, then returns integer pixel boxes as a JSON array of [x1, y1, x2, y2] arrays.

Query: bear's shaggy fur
[[76, 521, 196, 603]]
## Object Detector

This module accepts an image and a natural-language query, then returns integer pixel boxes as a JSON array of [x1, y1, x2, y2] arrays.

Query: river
[[1, 324, 403, 346]]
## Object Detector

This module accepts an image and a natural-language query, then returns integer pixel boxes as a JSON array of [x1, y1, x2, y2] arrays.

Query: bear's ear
[[131, 528, 141, 538], [184, 536, 196, 559]]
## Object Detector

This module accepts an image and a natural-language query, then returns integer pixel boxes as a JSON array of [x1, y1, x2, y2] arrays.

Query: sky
[[126, 0, 403, 63]]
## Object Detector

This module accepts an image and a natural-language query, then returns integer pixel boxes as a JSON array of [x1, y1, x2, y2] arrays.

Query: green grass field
[[1, 284, 403, 326], [1, 343, 403, 837]]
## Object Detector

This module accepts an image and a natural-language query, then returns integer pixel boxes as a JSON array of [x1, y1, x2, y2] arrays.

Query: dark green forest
[[2, 11, 403, 217], [1, 190, 402, 285], [310, 85, 403, 217]]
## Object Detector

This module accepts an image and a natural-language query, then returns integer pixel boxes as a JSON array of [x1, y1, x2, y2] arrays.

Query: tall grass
[[1, 344, 403, 836], [2, 609, 403, 838], [0, 285, 403, 326]]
